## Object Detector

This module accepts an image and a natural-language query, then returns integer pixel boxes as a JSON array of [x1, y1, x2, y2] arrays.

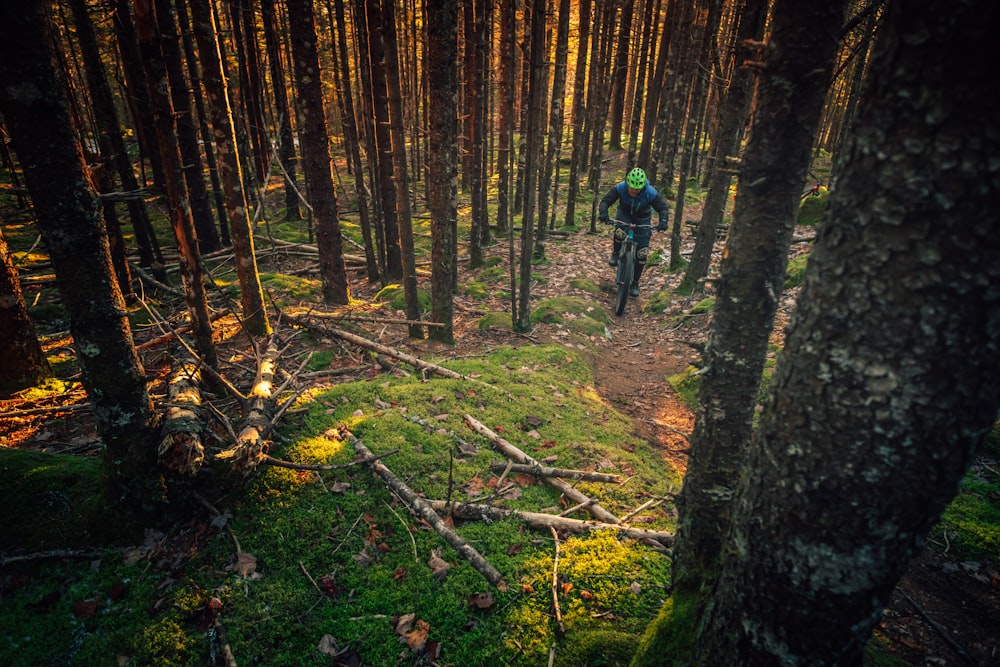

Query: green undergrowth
[[1, 344, 681, 666]]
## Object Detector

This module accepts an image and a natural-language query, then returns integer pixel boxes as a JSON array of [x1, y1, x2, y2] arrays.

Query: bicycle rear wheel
[[614, 250, 634, 316]]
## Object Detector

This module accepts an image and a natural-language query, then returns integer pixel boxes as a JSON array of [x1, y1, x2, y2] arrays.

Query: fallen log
[[158, 363, 205, 474], [425, 500, 673, 551], [463, 415, 620, 524], [488, 462, 623, 484], [342, 429, 509, 591], [216, 336, 279, 471]]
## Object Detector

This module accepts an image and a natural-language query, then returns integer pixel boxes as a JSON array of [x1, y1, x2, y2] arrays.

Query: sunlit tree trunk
[[426, 0, 459, 344], [261, 0, 301, 221], [188, 0, 270, 335], [535, 0, 570, 250], [468, 0, 491, 267], [0, 228, 51, 390], [636, 0, 676, 177], [562, 0, 591, 228], [606, 0, 635, 150], [626, 0, 659, 167], [0, 0, 162, 515], [232, 0, 269, 187], [286, 0, 351, 304], [495, 0, 515, 235], [585, 0, 615, 233], [135, 0, 218, 371]]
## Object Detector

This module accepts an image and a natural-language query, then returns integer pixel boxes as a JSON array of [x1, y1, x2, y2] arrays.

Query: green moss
[[306, 350, 336, 371], [938, 464, 1000, 567], [797, 189, 829, 226], [667, 366, 701, 412], [629, 588, 700, 667], [28, 301, 68, 323], [570, 277, 601, 293], [260, 272, 321, 304], [641, 290, 673, 315], [532, 296, 608, 325], [477, 311, 512, 330], [464, 280, 488, 298], [374, 284, 432, 313], [665, 298, 715, 328], [476, 264, 508, 284], [785, 253, 810, 289]]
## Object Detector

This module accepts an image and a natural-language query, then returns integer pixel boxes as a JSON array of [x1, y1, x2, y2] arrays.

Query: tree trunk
[[678, 1, 999, 663], [155, 0, 221, 253], [535, 0, 570, 250], [188, 0, 270, 335], [514, 0, 547, 333], [585, 0, 616, 234], [135, 0, 219, 372], [260, 0, 301, 221], [0, 228, 51, 390], [606, 0, 635, 151], [468, 0, 491, 267], [330, 0, 379, 283], [679, 0, 766, 294], [233, 0, 269, 187], [286, 0, 351, 305], [378, 0, 423, 339], [0, 0, 162, 515], [426, 0, 459, 344], [108, 0, 167, 279], [626, 0, 659, 167], [562, 0, 591, 229], [494, 0, 515, 235]]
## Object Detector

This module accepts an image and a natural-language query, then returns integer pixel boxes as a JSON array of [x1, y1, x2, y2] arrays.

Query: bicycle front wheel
[[614, 250, 634, 316]]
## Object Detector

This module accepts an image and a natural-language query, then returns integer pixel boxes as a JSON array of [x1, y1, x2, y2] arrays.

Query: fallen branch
[[489, 462, 623, 484], [136, 309, 230, 350], [217, 335, 280, 471], [464, 415, 620, 524], [1, 548, 116, 567], [261, 449, 400, 471], [550, 526, 565, 637], [342, 428, 509, 591], [426, 500, 673, 551], [0, 403, 90, 418], [158, 363, 205, 474]]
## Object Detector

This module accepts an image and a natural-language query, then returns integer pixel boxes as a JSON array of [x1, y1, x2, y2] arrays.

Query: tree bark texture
[[286, 0, 351, 304], [0, 228, 51, 390], [692, 0, 1000, 663], [134, 0, 219, 372], [0, 0, 162, 513], [672, 0, 851, 583], [426, 0, 459, 343]]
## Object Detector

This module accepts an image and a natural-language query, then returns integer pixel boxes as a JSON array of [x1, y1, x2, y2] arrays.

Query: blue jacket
[[599, 182, 669, 243]]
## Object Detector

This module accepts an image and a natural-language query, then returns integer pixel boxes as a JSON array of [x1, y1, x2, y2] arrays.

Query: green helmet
[[626, 167, 647, 190]]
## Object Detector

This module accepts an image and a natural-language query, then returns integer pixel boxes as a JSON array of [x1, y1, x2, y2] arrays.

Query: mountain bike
[[609, 222, 651, 316]]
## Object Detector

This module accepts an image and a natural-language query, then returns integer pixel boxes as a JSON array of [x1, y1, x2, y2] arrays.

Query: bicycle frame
[[612, 222, 651, 316]]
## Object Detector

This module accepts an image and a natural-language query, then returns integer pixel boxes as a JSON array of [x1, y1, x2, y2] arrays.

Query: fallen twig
[[261, 449, 400, 471], [464, 415, 620, 524], [426, 500, 673, 551], [489, 461, 623, 484], [342, 428, 509, 591], [550, 526, 565, 637]]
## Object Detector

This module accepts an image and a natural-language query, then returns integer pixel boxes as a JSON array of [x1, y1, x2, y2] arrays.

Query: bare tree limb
[[489, 462, 623, 484]]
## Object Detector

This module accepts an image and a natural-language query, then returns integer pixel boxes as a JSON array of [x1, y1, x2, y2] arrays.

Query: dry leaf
[[330, 481, 351, 493], [433, 413, 450, 421], [318, 634, 341, 656], [230, 552, 257, 577], [630, 581, 642, 594], [402, 619, 430, 652], [427, 549, 451, 581], [507, 543, 523, 557], [526, 429, 541, 439], [393, 566, 408, 581], [395, 612, 416, 636], [521, 582, 535, 593], [580, 589, 594, 600], [561, 582, 574, 595], [468, 591, 495, 609]]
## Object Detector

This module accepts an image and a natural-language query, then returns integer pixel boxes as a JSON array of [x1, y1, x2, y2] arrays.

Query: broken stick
[[341, 429, 510, 591], [158, 363, 205, 474], [464, 415, 620, 524], [488, 462, 622, 484], [426, 500, 673, 551]]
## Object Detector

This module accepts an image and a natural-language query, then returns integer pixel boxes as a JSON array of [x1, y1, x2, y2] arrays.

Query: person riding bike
[[599, 167, 669, 296]]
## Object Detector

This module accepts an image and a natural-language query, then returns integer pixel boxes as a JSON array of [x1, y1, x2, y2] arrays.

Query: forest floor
[[3, 176, 998, 664]]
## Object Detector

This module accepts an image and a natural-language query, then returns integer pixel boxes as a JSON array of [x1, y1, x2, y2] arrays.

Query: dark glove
[[600, 217, 611, 225], [656, 221, 668, 231]]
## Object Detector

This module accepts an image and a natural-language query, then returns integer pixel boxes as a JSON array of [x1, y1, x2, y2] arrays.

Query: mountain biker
[[599, 167, 669, 296]]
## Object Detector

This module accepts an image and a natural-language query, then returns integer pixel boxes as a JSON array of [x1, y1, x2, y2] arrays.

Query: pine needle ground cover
[[1, 344, 680, 666]]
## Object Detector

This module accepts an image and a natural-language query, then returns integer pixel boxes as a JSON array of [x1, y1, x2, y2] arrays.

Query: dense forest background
[[1, 0, 998, 664]]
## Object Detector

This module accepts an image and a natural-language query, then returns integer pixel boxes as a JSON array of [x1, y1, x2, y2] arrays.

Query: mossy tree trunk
[[633, 0, 999, 663], [0, 0, 162, 516]]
